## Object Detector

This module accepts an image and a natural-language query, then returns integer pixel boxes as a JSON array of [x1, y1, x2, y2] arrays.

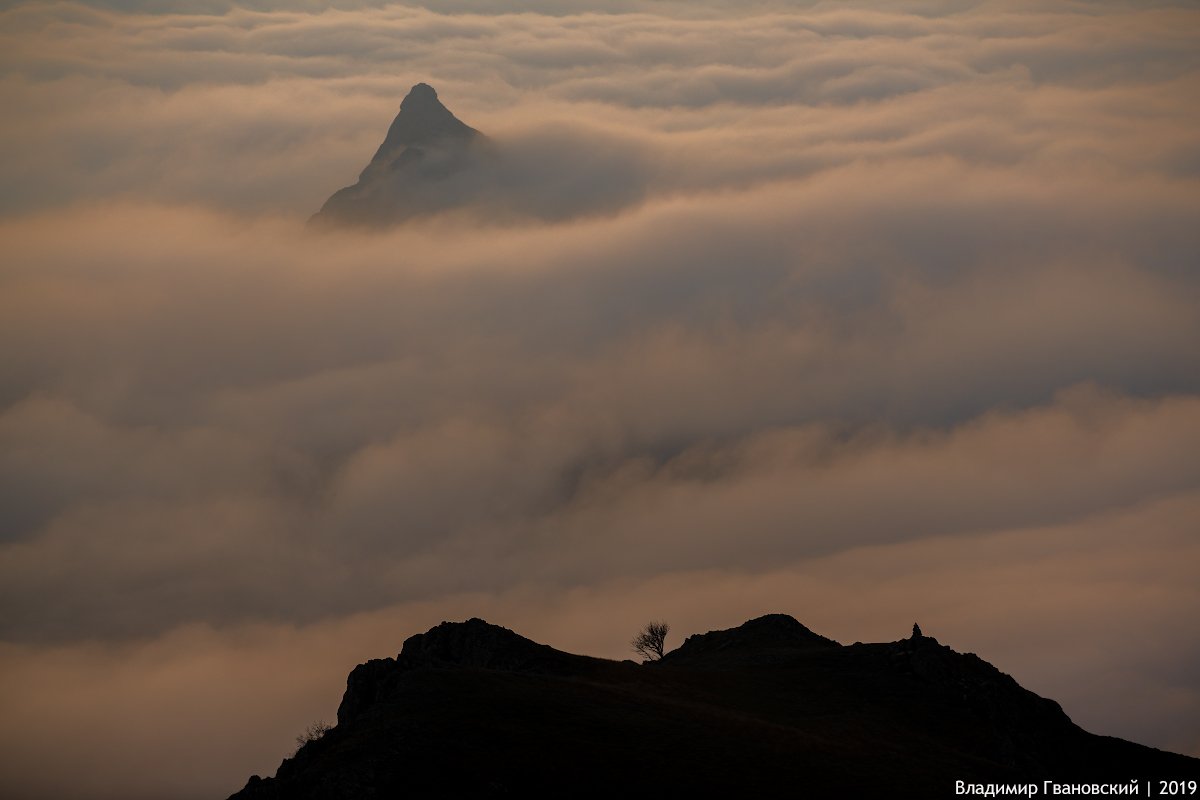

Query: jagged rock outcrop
[[662, 613, 840, 666], [311, 83, 492, 227], [890, 633, 1069, 731], [228, 615, 1200, 799], [337, 618, 601, 727]]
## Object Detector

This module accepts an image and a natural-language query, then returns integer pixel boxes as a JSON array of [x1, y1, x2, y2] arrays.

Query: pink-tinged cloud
[[1, 1, 1198, 797]]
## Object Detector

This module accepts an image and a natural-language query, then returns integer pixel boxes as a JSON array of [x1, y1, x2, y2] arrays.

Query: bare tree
[[631, 620, 670, 661], [294, 721, 333, 755]]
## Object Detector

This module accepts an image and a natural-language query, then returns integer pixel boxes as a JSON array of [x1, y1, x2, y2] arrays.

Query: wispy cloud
[[1, 1, 1199, 797]]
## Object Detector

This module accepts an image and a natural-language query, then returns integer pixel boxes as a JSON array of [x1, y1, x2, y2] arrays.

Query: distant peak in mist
[[385, 83, 479, 149], [402, 81, 438, 107], [310, 81, 663, 228], [310, 83, 489, 228]]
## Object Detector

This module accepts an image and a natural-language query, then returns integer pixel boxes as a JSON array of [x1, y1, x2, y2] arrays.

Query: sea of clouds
[[1, 1, 1199, 797]]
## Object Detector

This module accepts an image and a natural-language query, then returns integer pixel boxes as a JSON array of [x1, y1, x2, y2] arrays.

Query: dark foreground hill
[[228, 615, 1198, 799]]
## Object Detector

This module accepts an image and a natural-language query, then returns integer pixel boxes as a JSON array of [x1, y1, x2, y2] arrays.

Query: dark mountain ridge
[[229, 614, 1198, 798]]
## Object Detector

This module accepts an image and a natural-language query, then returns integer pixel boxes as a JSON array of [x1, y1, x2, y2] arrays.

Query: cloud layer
[[1, 1, 1199, 797]]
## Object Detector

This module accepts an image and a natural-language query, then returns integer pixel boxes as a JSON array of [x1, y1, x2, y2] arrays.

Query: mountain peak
[[396, 618, 555, 669], [310, 82, 487, 227], [661, 613, 840, 665], [335, 618, 599, 727], [400, 82, 439, 109], [378, 82, 478, 152]]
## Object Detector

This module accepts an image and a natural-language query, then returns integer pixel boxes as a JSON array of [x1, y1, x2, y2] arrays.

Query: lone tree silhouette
[[294, 721, 333, 755], [631, 621, 670, 661]]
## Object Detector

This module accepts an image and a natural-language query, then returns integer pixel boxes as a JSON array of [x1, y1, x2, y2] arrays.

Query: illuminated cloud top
[[0, 1, 1198, 798]]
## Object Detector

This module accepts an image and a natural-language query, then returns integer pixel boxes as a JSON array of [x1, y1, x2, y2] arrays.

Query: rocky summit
[[228, 615, 1199, 799], [311, 83, 491, 227]]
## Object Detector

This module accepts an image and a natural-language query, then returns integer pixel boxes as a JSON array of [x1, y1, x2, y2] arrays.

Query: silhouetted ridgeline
[[227, 615, 1198, 798]]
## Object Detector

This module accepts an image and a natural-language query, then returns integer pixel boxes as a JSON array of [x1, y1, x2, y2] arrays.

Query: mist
[[2, 1, 1199, 797]]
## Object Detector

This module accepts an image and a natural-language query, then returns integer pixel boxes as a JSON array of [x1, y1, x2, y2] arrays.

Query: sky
[[1, 0, 1199, 797]]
